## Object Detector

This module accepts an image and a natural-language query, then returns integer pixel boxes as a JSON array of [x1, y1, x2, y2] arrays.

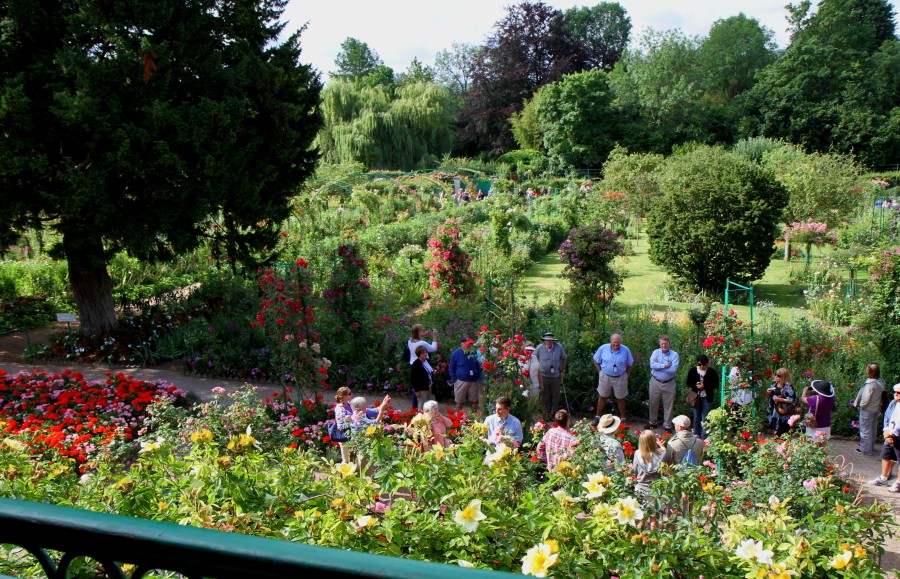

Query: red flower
[[741, 431, 751, 440]]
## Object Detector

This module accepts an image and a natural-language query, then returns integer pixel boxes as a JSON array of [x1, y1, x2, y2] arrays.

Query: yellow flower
[[484, 443, 512, 466], [581, 472, 609, 499], [830, 551, 853, 569], [453, 499, 487, 533], [282, 446, 295, 454], [336, 462, 357, 477], [853, 544, 866, 559], [139, 438, 164, 453], [157, 501, 168, 511], [612, 496, 644, 526], [190, 429, 213, 443], [331, 498, 346, 508], [216, 456, 232, 468], [767, 562, 797, 579], [365, 425, 377, 436], [521, 541, 559, 577]]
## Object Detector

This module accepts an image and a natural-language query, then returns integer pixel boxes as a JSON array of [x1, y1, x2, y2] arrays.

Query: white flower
[[735, 539, 775, 566], [355, 515, 376, 529], [581, 472, 610, 499], [768, 495, 781, 509], [453, 499, 487, 532], [611, 496, 644, 526], [139, 438, 165, 453], [457, 560, 475, 568]]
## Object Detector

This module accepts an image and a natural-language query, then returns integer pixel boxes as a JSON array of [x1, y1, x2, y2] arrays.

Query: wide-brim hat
[[541, 332, 557, 341], [810, 379, 834, 397], [597, 413, 621, 434]]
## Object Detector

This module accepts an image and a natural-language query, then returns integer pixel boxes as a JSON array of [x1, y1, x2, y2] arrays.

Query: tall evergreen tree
[[0, 0, 322, 334]]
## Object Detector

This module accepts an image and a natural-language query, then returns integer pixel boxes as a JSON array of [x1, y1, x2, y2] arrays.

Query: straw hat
[[597, 414, 621, 434], [541, 332, 557, 342]]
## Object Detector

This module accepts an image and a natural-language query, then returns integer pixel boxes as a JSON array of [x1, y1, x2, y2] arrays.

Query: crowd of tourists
[[329, 324, 900, 493]]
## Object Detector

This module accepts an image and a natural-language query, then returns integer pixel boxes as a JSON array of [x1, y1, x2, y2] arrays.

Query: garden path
[[0, 328, 897, 575]]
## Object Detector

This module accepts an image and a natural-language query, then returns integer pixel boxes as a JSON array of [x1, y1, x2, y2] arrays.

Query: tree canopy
[[0, 0, 322, 334], [740, 0, 900, 166], [563, 3, 632, 72], [332, 37, 385, 81]]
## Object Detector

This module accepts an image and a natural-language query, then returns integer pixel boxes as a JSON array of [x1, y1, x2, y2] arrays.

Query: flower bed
[[0, 383, 894, 578], [0, 369, 185, 464]]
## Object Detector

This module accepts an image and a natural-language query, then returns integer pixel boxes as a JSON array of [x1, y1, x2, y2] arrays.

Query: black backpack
[[401, 342, 411, 366]]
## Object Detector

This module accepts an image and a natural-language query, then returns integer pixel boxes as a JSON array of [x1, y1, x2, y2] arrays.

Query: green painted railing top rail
[[0, 498, 517, 579]]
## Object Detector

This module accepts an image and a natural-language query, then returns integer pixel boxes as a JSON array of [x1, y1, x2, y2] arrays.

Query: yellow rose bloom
[[521, 542, 559, 577], [830, 551, 853, 569]]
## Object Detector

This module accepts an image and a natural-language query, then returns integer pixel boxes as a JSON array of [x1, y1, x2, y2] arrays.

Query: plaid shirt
[[536, 426, 576, 471]]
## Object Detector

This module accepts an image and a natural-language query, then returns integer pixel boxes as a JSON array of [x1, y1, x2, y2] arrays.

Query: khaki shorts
[[598, 373, 629, 399], [454, 380, 481, 404]]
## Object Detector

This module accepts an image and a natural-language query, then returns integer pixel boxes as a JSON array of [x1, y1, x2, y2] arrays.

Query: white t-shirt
[[408, 339, 438, 364]]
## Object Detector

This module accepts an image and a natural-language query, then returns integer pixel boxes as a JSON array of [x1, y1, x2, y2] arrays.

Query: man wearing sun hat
[[533, 332, 567, 418], [872, 383, 900, 491], [800, 379, 836, 441], [594, 413, 625, 464]]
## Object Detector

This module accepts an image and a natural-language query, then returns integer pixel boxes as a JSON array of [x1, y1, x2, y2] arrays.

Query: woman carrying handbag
[[685, 354, 718, 439]]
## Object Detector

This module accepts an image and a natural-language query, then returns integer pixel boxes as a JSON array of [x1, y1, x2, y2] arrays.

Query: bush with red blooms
[[425, 218, 476, 300], [0, 369, 185, 464]]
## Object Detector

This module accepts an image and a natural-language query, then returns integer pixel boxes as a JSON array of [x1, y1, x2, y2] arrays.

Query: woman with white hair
[[423, 400, 454, 449], [350, 394, 391, 432]]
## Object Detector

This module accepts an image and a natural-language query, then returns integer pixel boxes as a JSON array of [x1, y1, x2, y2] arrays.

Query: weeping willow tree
[[316, 81, 454, 170]]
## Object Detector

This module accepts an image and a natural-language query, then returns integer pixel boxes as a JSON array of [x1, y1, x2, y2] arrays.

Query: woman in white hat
[[801, 379, 836, 441]]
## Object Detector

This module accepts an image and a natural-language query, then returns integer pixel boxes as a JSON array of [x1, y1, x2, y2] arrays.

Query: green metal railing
[[0, 498, 515, 579]]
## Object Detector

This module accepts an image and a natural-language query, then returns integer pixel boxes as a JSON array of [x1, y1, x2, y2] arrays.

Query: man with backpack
[[663, 415, 704, 466]]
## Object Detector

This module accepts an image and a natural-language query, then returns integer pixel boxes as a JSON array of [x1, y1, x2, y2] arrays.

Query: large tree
[[332, 37, 384, 81], [740, 0, 900, 166], [647, 146, 787, 293], [459, 1, 582, 156], [0, 0, 322, 335], [316, 81, 454, 170], [698, 14, 777, 104], [535, 69, 621, 171], [563, 3, 632, 72]]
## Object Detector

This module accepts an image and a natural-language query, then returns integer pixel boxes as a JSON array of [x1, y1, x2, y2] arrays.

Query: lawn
[[521, 228, 813, 322]]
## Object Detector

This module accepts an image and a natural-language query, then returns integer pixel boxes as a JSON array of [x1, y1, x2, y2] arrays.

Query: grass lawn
[[520, 228, 813, 322]]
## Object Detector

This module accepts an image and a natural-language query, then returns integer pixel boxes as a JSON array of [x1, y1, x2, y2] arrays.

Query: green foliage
[[600, 146, 664, 217], [740, 0, 900, 166], [557, 224, 626, 326], [562, 2, 632, 71], [316, 81, 454, 170], [761, 145, 863, 226], [509, 92, 545, 152], [698, 14, 777, 104], [647, 146, 788, 293], [0, 0, 322, 334], [536, 70, 620, 171], [331, 37, 385, 81]]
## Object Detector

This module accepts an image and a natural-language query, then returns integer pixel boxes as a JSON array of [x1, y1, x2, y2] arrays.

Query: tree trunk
[[784, 236, 791, 261], [63, 233, 118, 335]]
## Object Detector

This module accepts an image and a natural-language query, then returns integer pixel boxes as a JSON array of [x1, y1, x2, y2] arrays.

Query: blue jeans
[[692, 396, 713, 439]]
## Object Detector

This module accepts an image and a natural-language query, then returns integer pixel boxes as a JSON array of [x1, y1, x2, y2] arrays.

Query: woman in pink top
[[423, 400, 453, 448]]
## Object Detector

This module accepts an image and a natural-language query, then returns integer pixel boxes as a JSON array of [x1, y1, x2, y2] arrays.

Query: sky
[[280, 0, 895, 81]]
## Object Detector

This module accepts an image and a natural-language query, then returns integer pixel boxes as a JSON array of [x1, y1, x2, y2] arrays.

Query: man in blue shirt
[[647, 335, 680, 433], [484, 396, 524, 446], [450, 336, 482, 412], [593, 333, 634, 423]]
